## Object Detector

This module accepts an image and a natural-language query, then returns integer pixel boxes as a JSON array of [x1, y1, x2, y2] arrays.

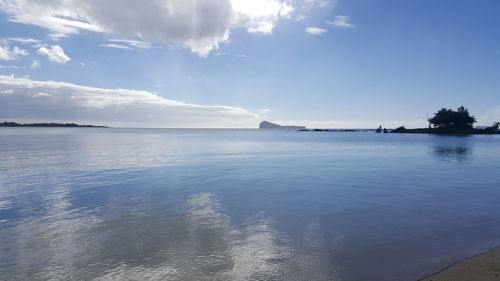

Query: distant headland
[[258, 121, 366, 132], [0, 122, 108, 128], [259, 121, 306, 130]]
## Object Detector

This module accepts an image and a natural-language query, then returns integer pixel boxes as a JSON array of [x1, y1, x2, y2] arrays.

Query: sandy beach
[[421, 247, 500, 281]]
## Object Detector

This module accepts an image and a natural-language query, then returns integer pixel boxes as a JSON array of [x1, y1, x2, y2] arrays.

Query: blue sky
[[0, 0, 499, 128]]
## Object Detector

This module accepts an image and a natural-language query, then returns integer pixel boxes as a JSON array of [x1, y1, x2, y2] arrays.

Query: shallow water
[[0, 128, 499, 281]]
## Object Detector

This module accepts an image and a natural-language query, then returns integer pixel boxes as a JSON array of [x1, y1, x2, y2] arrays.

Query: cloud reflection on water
[[1, 191, 336, 280], [0, 181, 102, 280]]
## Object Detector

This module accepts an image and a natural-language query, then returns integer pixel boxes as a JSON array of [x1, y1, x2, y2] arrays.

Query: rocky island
[[259, 121, 306, 130]]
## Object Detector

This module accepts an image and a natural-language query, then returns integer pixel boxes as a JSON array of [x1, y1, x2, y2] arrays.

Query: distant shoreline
[[390, 127, 500, 135], [0, 122, 108, 128]]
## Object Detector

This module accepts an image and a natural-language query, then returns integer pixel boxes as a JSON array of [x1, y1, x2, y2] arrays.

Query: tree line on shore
[[389, 106, 499, 134]]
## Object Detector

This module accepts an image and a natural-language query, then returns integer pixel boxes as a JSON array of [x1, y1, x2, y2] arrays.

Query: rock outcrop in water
[[259, 121, 306, 130]]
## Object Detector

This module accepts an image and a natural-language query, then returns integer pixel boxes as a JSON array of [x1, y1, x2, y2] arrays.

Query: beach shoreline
[[419, 247, 500, 281]]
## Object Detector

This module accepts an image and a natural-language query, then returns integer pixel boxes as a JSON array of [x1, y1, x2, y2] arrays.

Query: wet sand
[[421, 247, 500, 281]]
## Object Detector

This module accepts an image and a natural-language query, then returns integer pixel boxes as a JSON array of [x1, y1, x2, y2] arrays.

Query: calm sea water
[[0, 128, 499, 281]]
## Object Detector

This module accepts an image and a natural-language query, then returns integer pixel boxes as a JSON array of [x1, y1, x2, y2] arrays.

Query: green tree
[[428, 106, 476, 129]]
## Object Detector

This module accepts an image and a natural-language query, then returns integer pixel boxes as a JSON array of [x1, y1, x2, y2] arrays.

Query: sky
[[0, 0, 499, 128]]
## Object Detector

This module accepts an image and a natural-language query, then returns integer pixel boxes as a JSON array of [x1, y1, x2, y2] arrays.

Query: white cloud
[[0, 45, 29, 60], [100, 39, 152, 50], [108, 39, 152, 49], [0, 46, 10, 60], [0, 75, 261, 128], [232, 0, 294, 34], [0, 0, 294, 56], [304, 0, 329, 8], [295, 14, 307, 22], [326, 15, 355, 28], [7, 37, 40, 45], [12, 46, 28, 57], [305, 27, 328, 35], [33, 92, 52, 98], [30, 59, 41, 69], [100, 44, 133, 50], [37, 45, 71, 64], [0, 89, 14, 94], [0, 65, 19, 69]]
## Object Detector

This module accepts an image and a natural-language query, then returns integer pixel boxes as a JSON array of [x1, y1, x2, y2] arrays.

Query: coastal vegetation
[[391, 107, 499, 134], [428, 106, 476, 129]]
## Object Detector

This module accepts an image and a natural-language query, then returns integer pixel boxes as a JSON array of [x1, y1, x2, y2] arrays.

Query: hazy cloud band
[[0, 75, 260, 128]]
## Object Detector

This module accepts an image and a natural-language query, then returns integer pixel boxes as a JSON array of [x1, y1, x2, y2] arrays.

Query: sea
[[0, 128, 499, 281]]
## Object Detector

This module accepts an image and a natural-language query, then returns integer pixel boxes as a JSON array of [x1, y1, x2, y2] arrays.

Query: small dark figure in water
[[376, 125, 382, 133]]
